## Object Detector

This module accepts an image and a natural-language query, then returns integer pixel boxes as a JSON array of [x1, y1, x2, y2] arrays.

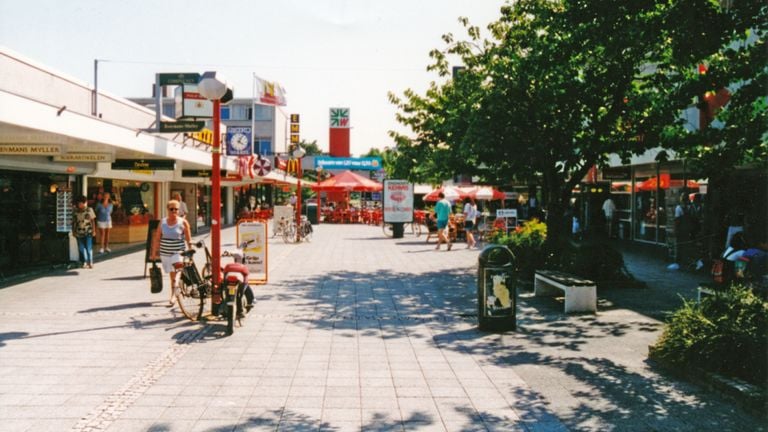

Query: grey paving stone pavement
[[0, 224, 763, 431]]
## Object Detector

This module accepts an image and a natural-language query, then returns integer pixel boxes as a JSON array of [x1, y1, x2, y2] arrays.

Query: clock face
[[231, 133, 249, 151]]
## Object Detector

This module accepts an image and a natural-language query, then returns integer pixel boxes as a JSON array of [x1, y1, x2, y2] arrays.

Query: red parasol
[[636, 174, 699, 191], [423, 186, 469, 202], [310, 170, 383, 192], [467, 186, 506, 201]]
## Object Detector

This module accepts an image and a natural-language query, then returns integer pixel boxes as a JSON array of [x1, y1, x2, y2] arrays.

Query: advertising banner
[[236, 221, 268, 285], [383, 180, 414, 223], [314, 156, 382, 171]]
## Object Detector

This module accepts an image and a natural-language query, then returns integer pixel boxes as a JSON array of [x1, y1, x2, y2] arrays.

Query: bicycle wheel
[[283, 222, 297, 244], [176, 278, 204, 321], [224, 285, 236, 335], [382, 223, 393, 237]]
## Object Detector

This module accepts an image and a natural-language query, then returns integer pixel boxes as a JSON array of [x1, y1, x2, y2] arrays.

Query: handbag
[[150, 262, 163, 293]]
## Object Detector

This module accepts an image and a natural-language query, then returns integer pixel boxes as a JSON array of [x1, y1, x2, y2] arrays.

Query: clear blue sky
[[0, 0, 507, 156]]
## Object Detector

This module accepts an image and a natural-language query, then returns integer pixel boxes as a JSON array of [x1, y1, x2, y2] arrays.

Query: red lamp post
[[197, 72, 230, 306]]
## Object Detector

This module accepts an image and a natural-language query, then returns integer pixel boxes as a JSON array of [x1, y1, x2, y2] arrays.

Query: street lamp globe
[[197, 71, 228, 100]]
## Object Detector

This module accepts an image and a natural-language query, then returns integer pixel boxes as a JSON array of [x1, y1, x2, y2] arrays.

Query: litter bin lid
[[478, 244, 515, 266]]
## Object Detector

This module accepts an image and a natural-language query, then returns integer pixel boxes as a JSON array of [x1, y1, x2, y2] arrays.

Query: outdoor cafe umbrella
[[423, 186, 469, 202], [467, 186, 506, 201], [636, 174, 699, 191], [310, 170, 383, 192]]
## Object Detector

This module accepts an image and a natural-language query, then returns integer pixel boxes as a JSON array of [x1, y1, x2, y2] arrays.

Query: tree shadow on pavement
[[78, 301, 156, 313]]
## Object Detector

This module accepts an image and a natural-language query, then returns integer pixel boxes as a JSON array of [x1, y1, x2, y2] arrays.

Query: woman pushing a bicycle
[[150, 199, 192, 306]]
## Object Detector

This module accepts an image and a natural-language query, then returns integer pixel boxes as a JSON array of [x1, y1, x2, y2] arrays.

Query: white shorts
[[160, 254, 183, 273], [97, 221, 112, 229]]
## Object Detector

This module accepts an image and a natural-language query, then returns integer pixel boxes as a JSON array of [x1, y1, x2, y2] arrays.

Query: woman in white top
[[150, 199, 192, 306], [463, 198, 478, 249]]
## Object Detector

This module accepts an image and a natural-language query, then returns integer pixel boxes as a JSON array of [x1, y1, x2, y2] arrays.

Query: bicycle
[[174, 240, 213, 321], [382, 221, 422, 237], [282, 215, 313, 243]]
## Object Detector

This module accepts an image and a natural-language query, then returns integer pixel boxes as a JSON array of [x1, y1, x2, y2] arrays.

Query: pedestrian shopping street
[[0, 224, 762, 431]]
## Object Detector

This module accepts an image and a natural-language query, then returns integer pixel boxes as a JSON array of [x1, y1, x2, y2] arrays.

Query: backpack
[[711, 249, 738, 284]]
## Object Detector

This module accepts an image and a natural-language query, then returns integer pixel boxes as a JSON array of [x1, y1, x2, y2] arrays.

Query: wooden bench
[[534, 270, 597, 313], [697, 282, 729, 303]]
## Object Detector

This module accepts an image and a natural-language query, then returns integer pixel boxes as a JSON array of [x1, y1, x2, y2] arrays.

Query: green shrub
[[494, 219, 548, 280], [650, 285, 768, 386]]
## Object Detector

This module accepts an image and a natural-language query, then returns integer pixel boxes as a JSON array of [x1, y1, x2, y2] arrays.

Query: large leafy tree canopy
[[388, 0, 766, 245]]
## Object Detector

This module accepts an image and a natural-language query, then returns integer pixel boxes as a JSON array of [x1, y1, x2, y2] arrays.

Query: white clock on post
[[230, 132, 249, 152]]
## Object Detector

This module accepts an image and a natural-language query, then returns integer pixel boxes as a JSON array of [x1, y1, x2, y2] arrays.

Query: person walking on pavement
[[434, 192, 453, 251], [602, 196, 617, 239], [73, 195, 96, 269], [463, 197, 478, 248], [172, 192, 188, 219], [95, 192, 113, 253], [149, 199, 192, 306]]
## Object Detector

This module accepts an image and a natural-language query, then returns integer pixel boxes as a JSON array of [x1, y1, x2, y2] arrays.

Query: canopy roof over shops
[[311, 170, 382, 192]]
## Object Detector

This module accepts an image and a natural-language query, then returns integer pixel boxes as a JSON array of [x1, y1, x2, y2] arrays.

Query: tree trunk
[[542, 169, 571, 257]]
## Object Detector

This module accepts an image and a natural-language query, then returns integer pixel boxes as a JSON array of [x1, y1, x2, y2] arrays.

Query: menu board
[[56, 189, 73, 233]]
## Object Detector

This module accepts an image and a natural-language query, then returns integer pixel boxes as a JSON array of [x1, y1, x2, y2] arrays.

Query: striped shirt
[[159, 218, 186, 256]]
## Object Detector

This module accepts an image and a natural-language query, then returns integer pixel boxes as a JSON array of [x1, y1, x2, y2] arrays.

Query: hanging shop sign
[[157, 72, 200, 86], [174, 84, 214, 119], [53, 153, 113, 163], [181, 169, 227, 178], [111, 159, 175, 171], [159, 120, 205, 133], [0, 144, 61, 155]]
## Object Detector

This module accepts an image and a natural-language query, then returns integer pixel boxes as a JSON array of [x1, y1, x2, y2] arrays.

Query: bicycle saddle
[[223, 262, 249, 276], [181, 249, 196, 258]]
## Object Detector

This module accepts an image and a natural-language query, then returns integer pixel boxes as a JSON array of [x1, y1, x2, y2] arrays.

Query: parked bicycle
[[281, 215, 313, 243], [174, 240, 213, 321]]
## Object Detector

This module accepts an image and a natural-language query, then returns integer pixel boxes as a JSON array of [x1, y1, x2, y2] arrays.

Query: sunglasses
[[168, 208, 179, 211]]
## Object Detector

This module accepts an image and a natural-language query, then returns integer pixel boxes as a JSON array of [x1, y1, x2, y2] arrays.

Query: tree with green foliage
[[389, 0, 766, 251]]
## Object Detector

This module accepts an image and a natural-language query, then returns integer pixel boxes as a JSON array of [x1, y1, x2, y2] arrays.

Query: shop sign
[[53, 153, 113, 162], [329, 107, 350, 128], [0, 144, 61, 155], [159, 120, 205, 133], [315, 156, 382, 171], [174, 84, 213, 119], [602, 166, 631, 180], [181, 169, 227, 178], [158, 72, 200, 86], [383, 180, 414, 224], [112, 159, 175, 171]]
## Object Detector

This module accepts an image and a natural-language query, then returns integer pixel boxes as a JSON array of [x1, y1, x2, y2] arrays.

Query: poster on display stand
[[236, 221, 268, 285], [496, 209, 518, 234], [383, 180, 414, 223]]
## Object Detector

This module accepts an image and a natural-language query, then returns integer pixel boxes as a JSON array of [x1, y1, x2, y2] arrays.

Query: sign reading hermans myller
[[315, 156, 381, 171]]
